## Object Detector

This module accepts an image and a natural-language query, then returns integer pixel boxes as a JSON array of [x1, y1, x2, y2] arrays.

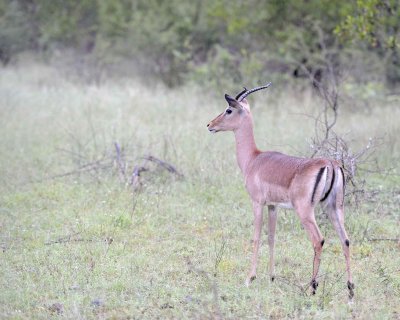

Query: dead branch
[[130, 165, 148, 191], [44, 232, 113, 245], [45, 238, 96, 245], [45, 231, 83, 245], [47, 138, 184, 190], [366, 238, 400, 242], [144, 155, 183, 177]]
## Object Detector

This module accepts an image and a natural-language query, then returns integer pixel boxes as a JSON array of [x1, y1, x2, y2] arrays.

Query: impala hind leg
[[327, 204, 354, 299], [246, 201, 264, 286], [298, 208, 324, 294], [267, 205, 277, 281]]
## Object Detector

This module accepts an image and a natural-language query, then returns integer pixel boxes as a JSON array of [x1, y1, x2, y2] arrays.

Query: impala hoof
[[311, 279, 319, 295], [245, 275, 256, 287], [347, 281, 355, 299]]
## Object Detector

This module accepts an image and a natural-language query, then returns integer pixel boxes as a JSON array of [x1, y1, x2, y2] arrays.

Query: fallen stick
[[144, 155, 183, 177], [366, 238, 399, 242]]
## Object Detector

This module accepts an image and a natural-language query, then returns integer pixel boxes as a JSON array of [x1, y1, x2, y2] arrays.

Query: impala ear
[[224, 94, 242, 109]]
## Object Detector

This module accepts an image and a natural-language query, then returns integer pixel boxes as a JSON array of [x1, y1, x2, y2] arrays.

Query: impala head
[[207, 83, 272, 133], [207, 95, 250, 132]]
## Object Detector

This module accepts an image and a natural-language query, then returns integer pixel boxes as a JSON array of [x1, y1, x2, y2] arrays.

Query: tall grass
[[0, 60, 399, 319]]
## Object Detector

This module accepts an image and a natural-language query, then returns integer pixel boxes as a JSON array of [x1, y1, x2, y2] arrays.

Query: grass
[[0, 60, 399, 319]]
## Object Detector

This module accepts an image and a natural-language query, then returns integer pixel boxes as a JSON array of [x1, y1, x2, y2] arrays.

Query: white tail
[[207, 86, 354, 299]]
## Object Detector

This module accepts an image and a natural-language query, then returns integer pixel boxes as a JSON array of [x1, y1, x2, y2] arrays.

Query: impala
[[207, 84, 354, 299]]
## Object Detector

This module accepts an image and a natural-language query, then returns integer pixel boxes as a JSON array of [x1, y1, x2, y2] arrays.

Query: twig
[[44, 232, 110, 245], [367, 238, 400, 242], [44, 231, 82, 245], [144, 155, 183, 177], [273, 275, 309, 296], [45, 238, 97, 245]]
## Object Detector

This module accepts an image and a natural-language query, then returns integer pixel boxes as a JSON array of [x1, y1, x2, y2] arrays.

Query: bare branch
[[44, 232, 113, 246], [366, 238, 400, 242], [144, 155, 183, 177]]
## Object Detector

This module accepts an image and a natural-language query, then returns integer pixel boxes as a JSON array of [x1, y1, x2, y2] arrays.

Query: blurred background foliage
[[0, 0, 399, 88]]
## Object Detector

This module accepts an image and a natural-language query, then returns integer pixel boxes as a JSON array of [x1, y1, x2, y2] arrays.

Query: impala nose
[[207, 123, 210, 127]]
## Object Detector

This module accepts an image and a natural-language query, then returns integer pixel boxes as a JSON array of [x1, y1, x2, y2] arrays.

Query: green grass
[[0, 60, 399, 319]]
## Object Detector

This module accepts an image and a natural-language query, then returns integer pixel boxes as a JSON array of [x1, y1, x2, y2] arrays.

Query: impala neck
[[233, 116, 259, 174]]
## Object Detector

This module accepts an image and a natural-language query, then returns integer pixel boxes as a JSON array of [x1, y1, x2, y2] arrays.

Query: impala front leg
[[246, 201, 264, 286]]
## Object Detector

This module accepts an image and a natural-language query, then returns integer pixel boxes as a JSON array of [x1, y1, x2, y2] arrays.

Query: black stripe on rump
[[311, 167, 326, 204], [320, 167, 335, 202], [339, 167, 345, 190]]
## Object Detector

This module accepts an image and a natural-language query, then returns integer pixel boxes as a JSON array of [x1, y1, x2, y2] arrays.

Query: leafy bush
[[1, 0, 399, 86]]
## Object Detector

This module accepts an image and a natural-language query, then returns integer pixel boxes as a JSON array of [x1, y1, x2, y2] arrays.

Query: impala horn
[[236, 82, 272, 102], [235, 87, 248, 100]]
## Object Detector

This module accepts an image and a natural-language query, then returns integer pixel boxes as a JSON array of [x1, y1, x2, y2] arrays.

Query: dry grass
[[0, 59, 399, 319]]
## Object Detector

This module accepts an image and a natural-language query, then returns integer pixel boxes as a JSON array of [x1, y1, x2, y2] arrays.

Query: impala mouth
[[208, 128, 218, 133]]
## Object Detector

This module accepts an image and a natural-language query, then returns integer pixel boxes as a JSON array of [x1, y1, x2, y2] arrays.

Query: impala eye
[[226, 109, 232, 114]]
